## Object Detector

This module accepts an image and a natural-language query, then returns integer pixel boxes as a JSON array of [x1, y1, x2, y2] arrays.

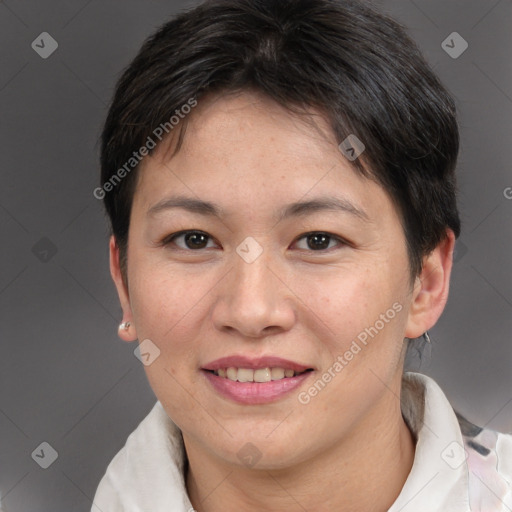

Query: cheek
[[294, 264, 398, 347], [300, 273, 408, 424], [126, 262, 210, 404], [297, 267, 410, 408], [129, 258, 208, 340]]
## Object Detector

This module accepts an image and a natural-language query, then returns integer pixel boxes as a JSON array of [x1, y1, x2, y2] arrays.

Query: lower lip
[[201, 370, 313, 405]]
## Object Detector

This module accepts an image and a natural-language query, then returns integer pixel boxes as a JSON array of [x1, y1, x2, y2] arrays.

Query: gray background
[[1, 0, 511, 510]]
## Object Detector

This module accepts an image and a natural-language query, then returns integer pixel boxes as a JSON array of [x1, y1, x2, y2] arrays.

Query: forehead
[[132, 91, 398, 229]]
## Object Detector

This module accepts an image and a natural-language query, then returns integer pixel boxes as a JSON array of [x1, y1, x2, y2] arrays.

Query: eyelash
[[160, 230, 348, 253]]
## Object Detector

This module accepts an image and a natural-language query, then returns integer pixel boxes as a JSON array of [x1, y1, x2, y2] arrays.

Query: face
[[110, 90, 453, 469]]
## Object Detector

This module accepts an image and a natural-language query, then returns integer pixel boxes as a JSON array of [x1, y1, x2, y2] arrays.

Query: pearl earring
[[119, 321, 131, 331]]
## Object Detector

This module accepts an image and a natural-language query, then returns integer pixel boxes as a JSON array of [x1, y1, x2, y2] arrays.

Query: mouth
[[201, 355, 315, 404]]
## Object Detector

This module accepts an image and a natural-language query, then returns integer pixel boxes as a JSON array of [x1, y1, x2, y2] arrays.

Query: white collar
[[389, 371, 470, 511]]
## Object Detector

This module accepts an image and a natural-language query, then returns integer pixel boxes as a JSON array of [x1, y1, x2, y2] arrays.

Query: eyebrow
[[147, 194, 370, 222]]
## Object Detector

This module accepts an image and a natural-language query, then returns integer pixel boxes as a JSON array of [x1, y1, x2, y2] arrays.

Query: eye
[[292, 231, 347, 252], [161, 230, 218, 250], [160, 230, 347, 252]]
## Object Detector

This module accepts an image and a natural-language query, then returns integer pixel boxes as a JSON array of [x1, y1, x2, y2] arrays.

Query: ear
[[109, 235, 138, 342], [404, 229, 456, 339]]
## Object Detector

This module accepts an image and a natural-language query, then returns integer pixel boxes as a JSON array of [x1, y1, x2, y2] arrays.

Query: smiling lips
[[201, 355, 314, 405]]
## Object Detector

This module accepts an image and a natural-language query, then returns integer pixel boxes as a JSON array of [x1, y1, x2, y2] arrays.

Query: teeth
[[254, 368, 271, 382], [215, 366, 304, 382], [271, 367, 285, 380], [237, 368, 253, 382]]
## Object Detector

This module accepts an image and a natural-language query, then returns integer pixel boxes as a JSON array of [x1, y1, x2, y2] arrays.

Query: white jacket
[[92, 372, 512, 511]]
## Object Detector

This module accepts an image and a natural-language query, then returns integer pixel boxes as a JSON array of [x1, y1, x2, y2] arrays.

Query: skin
[[110, 90, 455, 512]]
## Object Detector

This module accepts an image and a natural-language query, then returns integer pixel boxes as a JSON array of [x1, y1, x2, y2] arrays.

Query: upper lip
[[202, 355, 314, 373]]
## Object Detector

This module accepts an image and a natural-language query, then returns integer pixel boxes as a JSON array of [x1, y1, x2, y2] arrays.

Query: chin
[[216, 431, 312, 470]]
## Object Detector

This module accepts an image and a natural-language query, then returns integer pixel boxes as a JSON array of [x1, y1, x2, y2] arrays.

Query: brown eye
[[293, 232, 345, 252], [163, 230, 216, 250]]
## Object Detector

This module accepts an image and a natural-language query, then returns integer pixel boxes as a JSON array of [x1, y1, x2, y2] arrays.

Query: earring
[[423, 331, 431, 344], [119, 321, 131, 331]]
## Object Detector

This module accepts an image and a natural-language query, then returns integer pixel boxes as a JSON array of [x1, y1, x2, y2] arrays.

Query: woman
[[92, 0, 512, 510]]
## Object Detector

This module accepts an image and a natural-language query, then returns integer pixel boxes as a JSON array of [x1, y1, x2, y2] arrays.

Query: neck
[[185, 374, 415, 512]]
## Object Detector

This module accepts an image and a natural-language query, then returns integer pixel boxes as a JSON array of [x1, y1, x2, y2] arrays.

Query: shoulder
[[456, 411, 512, 510], [92, 401, 168, 508]]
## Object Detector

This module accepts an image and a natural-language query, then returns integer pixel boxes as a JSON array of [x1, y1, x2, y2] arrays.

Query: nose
[[211, 248, 296, 339]]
